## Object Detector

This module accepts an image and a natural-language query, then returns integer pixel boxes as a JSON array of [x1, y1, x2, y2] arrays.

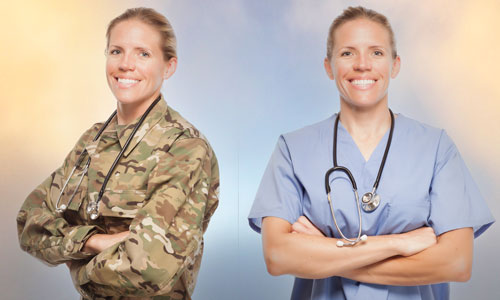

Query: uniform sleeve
[[248, 135, 304, 233], [16, 127, 100, 265], [71, 137, 214, 298], [427, 130, 495, 237]]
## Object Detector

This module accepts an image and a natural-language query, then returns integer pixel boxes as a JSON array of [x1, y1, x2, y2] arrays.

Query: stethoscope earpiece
[[335, 234, 368, 247]]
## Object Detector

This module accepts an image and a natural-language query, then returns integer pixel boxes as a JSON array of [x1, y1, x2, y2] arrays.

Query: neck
[[116, 94, 160, 125], [339, 100, 391, 140]]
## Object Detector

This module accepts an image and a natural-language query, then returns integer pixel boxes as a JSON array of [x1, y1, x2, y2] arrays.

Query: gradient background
[[1, 0, 498, 299]]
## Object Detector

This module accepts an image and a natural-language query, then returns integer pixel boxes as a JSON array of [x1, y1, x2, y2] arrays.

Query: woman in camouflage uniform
[[17, 7, 219, 300]]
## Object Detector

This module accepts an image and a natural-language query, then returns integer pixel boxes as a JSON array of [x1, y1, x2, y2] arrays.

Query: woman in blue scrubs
[[248, 6, 494, 300]]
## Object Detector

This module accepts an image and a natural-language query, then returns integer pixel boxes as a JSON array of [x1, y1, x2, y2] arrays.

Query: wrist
[[386, 234, 405, 256], [82, 234, 101, 254]]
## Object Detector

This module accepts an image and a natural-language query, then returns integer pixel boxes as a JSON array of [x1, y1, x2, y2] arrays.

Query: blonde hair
[[106, 7, 177, 61], [326, 6, 397, 60]]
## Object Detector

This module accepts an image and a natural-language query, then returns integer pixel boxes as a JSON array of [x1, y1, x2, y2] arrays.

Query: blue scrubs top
[[248, 113, 494, 300]]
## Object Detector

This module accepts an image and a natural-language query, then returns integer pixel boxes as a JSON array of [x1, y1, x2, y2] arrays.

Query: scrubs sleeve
[[248, 135, 304, 233], [428, 130, 495, 237]]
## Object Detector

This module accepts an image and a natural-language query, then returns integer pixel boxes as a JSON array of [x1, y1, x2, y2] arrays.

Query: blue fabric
[[248, 113, 494, 300]]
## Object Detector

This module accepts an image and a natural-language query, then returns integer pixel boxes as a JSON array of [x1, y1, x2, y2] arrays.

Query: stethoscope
[[324, 109, 394, 247], [55, 95, 162, 220]]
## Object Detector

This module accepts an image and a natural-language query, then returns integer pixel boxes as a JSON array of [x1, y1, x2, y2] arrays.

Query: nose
[[353, 53, 371, 71], [118, 53, 136, 71]]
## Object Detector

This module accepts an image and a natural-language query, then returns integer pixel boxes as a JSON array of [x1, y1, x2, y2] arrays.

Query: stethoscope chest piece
[[325, 109, 395, 246], [361, 191, 381, 212], [55, 204, 67, 214], [54, 95, 163, 220], [87, 201, 99, 220]]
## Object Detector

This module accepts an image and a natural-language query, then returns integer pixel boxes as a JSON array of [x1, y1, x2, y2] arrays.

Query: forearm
[[17, 177, 98, 265], [72, 225, 202, 297], [21, 224, 98, 264], [262, 217, 420, 279], [266, 232, 401, 279], [339, 228, 473, 285], [17, 126, 100, 265], [70, 138, 214, 298]]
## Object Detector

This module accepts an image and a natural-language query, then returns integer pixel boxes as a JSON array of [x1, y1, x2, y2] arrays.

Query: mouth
[[349, 79, 376, 90], [115, 77, 140, 88]]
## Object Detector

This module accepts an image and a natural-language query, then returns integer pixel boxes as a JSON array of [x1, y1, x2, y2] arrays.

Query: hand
[[291, 216, 325, 237], [83, 231, 130, 254], [397, 227, 437, 256]]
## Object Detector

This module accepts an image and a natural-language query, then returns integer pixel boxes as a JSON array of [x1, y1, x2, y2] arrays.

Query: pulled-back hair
[[106, 7, 177, 61], [327, 6, 397, 60]]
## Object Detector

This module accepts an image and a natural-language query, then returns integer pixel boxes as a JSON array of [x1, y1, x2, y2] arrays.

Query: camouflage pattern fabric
[[17, 96, 219, 299]]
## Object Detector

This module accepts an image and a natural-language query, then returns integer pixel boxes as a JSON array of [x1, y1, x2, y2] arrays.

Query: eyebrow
[[339, 45, 387, 50], [108, 45, 153, 52]]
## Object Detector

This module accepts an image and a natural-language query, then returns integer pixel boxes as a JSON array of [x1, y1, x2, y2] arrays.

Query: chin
[[112, 91, 143, 105], [343, 98, 385, 110]]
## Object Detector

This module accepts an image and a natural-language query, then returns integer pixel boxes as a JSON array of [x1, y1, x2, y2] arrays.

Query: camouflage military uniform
[[17, 97, 219, 299]]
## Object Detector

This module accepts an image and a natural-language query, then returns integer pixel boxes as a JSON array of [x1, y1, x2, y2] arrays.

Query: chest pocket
[[99, 190, 147, 233], [386, 188, 430, 233], [99, 190, 147, 218]]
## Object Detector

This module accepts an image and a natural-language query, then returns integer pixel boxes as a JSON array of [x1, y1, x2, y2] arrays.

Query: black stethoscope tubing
[[332, 109, 394, 190], [324, 109, 394, 246], [56, 95, 162, 220]]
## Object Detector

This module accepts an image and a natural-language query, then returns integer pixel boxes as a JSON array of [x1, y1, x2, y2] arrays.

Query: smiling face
[[106, 19, 176, 109], [325, 18, 400, 110]]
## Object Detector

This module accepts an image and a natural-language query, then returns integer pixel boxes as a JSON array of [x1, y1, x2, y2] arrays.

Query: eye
[[374, 50, 384, 56], [109, 49, 120, 55], [139, 51, 150, 58], [340, 51, 352, 57]]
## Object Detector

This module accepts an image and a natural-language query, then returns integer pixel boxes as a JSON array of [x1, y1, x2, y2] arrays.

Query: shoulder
[[155, 105, 215, 159], [397, 114, 444, 140], [396, 114, 459, 168], [281, 115, 335, 148], [72, 122, 102, 150], [397, 114, 454, 149]]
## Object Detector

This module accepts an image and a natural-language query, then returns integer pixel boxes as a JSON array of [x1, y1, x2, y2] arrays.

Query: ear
[[163, 57, 177, 80], [390, 55, 401, 79], [324, 58, 334, 80]]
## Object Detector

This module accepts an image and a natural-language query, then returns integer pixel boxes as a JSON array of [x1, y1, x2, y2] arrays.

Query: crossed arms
[[262, 216, 472, 285]]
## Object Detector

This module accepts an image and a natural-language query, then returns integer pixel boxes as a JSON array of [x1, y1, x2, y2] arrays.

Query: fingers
[[292, 216, 324, 237], [399, 226, 438, 256], [292, 221, 310, 234]]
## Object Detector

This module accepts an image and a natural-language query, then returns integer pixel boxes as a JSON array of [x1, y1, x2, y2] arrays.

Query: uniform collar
[[115, 95, 168, 157]]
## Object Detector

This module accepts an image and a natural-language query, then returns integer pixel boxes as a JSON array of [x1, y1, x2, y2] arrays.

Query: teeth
[[352, 79, 375, 85], [118, 78, 139, 84]]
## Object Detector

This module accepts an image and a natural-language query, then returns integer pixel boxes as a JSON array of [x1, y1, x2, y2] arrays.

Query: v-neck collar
[[334, 113, 401, 166]]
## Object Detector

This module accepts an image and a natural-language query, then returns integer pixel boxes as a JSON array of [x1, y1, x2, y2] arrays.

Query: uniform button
[[65, 242, 74, 252]]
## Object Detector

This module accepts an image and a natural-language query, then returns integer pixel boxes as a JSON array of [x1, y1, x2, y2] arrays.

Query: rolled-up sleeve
[[72, 137, 213, 298]]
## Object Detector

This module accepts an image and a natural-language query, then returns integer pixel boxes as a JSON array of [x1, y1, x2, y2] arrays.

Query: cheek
[[376, 61, 393, 77], [333, 63, 350, 79], [333, 67, 349, 88], [105, 60, 116, 75], [146, 63, 166, 83]]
